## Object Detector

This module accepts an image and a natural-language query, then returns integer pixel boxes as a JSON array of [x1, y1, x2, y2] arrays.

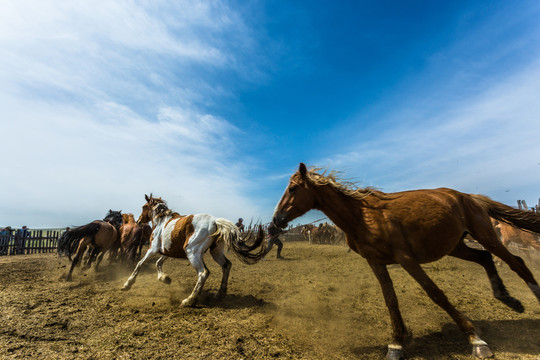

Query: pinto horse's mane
[[153, 202, 181, 219], [307, 167, 392, 201]]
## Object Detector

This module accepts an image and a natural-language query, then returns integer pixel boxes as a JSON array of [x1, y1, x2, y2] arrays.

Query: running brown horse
[[60, 210, 123, 281], [269, 163, 540, 360], [119, 213, 149, 265], [492, 218, 540, 265]]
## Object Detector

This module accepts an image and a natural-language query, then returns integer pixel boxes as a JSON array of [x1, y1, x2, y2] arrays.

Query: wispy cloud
[[322, 58, 540, 204], [0, 1, 263, 227]]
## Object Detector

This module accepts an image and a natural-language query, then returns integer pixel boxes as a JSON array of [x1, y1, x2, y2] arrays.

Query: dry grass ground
[[0, 242, 539, 359]]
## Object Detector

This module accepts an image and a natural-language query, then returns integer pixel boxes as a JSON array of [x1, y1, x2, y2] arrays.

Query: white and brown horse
[[122, 194, 266, 307], [269, 163, 540, 360]]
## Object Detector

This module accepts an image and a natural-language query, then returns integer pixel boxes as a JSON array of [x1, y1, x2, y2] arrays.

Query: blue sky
[[1, 1, 540, 228]]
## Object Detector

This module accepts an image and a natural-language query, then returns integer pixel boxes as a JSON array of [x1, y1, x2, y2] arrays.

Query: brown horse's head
[[271, 163, 317, 232], [137, 194, 165, 224]]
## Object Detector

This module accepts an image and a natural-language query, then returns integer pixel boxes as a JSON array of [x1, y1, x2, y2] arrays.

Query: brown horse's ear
[[299, 163, 307, 179], [145, 194, 150, 202]]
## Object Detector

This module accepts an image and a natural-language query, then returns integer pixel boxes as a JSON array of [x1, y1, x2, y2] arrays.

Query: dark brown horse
[[269, 163, 540, 360], [59, 210, 123, 281]]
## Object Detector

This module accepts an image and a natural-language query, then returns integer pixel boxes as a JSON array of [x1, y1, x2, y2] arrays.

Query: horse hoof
[[159, 275, 172, 285], [472, 342, 494, 359], [121, 283, 132, 291], [386, 345, 404, 360], [181, 298, 196, 307]]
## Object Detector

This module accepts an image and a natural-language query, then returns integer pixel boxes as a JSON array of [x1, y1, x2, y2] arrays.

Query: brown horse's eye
[[289, 185, 297, 193]]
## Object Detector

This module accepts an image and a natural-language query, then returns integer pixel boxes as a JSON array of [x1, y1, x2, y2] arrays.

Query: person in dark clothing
[[18, 226, 30, 238], [15, 226, 30, 254], [235, 218, 245, 232], [264, 229, 284, 259]]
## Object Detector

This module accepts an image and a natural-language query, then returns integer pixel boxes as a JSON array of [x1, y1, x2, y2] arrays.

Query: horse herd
[[301, 222, 346, 245], [56, 163, 540, 360], [57, 209, 152, 281]]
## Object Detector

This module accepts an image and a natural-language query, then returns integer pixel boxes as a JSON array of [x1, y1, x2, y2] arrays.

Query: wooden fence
[[0, 230, 61, 256]]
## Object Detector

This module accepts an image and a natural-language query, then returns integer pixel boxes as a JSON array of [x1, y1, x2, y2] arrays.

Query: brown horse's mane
[[122, 213, 135, 223], [307, 167, 392, 201]]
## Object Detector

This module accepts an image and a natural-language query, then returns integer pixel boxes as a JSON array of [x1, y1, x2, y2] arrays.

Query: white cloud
[[0, 1, 262, 228], [323, 59, 540, 206]]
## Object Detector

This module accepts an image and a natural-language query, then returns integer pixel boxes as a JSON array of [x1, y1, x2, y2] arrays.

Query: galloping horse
[[119, 213, 148, 265], [122, 194, 266, 307], [492, 218, 540, 265], [269, 163, 540, 360], [59, 210, 123, 281]]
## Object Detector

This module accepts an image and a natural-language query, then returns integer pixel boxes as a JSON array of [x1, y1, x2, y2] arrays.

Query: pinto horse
[[122, 194, 266, 307], [269, 163, 540, 360], [59, 210, 123, 281]]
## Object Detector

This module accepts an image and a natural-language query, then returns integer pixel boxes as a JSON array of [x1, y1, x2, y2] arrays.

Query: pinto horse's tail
[[57, 221, 101, 259], [213, 218, 267, 264], [471, 194, 540, 233]]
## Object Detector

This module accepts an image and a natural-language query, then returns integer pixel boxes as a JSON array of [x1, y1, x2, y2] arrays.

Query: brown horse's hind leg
[[367, 261, 410, 360], [94, 251, 106, 272], [83, 247, 99, 270], [397, 254, 494, 359], [449, 240, 524, 312], [472, 229, 540, 304]]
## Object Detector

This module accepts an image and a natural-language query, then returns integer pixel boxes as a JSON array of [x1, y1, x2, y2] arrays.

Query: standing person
[[235, 218, 245, 232], [15, 226, 30, 254], [19, 226, 30, 238], [264, 227, 284, 259], [0, 226, 12, 255]]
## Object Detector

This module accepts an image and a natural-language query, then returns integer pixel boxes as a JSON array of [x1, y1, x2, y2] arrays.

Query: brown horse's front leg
[[367, 260, 409, 360], [398, 254, 494, 359]]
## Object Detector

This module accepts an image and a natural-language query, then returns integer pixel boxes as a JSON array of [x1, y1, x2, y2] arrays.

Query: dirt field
[[1, 242, 539, 360]]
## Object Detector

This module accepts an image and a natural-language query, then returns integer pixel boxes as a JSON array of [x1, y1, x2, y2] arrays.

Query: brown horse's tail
[[471, 194, 540, 233], [213, 218, 267, 264], [57, 221, 101, 259]]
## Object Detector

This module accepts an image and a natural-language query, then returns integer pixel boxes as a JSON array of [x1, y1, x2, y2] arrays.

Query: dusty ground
[[0, 242, 539, 360]]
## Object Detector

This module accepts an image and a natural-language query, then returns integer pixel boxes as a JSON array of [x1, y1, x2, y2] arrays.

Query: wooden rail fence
[[0, 230, 61, 256]]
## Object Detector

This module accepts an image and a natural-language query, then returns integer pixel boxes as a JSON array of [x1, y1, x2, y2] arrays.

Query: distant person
[[0, 226, 12, 255], [15, 226, 30, 254], [264, 229, 284, 259], [18, 226, 30, 238], [235, 218, 245, 232]]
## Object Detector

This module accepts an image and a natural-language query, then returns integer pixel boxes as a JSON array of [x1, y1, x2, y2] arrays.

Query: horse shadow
[[350, 318, 540, 359], [263, 256, 298, 262], [190, 292, 270, 310]]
